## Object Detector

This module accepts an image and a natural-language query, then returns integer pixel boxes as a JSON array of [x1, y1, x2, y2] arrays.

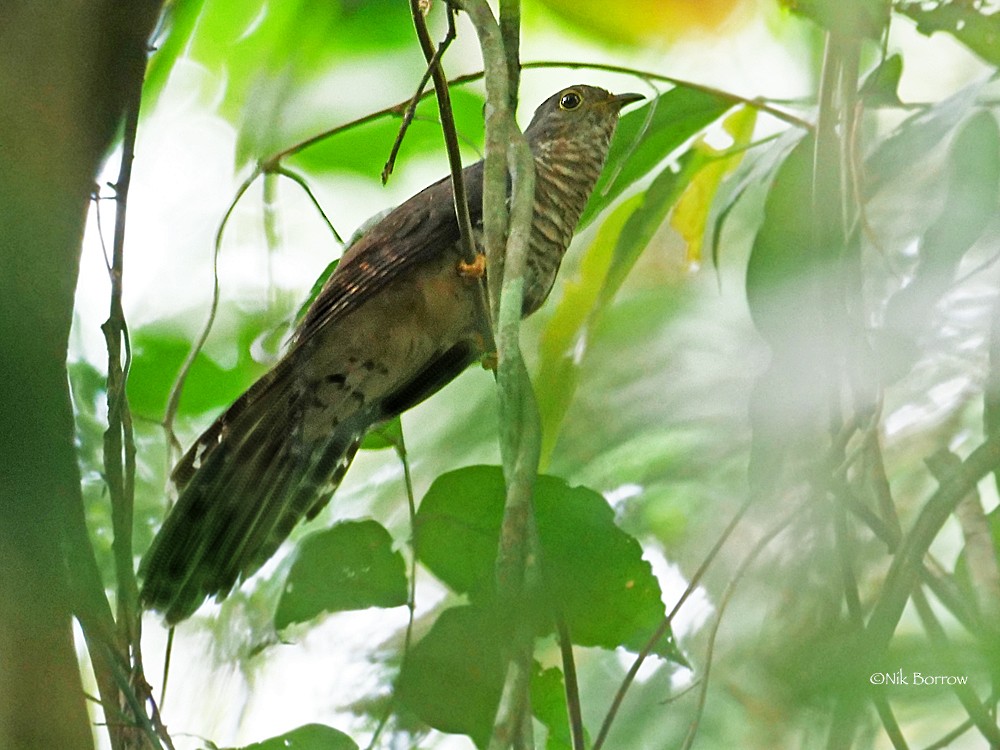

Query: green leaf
[[744, 134, 818, 345], [414, 466, 679, 659], [360, 416, 403, 451], [898, 2, 1000, 67], [865, 78, 986, 199], [185, 0, 416, 131], [707, 128, 805, 269], [396, 604, 507, 749], [578, 86, 735, 228], [859, 54, 903, 107], [275, 520, 408, 630], [884, 110, 1000, 339], [295, 258, 340, 326], [744, 135, 833, 490], [532, 663, 586, 750], [225, 723, 358, 750], [779, 0, 889, 39]]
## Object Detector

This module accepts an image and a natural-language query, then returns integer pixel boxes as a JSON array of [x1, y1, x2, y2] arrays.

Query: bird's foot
[[480, 351, 498, 372], [457, 253, 486, 279]]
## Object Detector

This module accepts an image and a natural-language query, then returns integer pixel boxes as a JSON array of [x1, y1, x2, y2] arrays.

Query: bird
[[139, 84, 644, 624]]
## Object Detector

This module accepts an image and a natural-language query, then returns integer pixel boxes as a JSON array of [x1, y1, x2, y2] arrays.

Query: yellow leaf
[[670, 106, 757, 264]]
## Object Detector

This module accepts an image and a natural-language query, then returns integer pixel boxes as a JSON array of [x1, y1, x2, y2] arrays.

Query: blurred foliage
[[898, 1, 1000, 67], [286, 88, 488, 179], [780, 0, 890, 39], [532, 0, 751, 43], [223, 723, 358, 750], [67, 0, 1000, 749]]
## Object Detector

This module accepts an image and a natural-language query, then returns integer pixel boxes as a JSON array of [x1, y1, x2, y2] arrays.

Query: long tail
[[139, 355, 366, 624]]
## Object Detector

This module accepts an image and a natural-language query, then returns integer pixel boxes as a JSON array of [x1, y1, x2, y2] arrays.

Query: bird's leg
[[457, 251, 497, 369], [480, 350, 498, 372], [457, 251, 487, 279]]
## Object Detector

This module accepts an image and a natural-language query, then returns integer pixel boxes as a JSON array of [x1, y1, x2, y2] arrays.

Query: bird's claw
[[480, 352, 498, 371], [457, 253, 486, 279]]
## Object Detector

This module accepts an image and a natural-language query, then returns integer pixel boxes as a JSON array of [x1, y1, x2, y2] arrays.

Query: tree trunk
[[0, 3, 162, 748]]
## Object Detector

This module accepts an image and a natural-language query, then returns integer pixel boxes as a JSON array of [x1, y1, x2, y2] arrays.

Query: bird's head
[[523, 84, 644, 147]]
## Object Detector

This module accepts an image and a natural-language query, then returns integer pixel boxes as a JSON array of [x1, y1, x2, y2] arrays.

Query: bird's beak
[[610, 92, 645, 110]]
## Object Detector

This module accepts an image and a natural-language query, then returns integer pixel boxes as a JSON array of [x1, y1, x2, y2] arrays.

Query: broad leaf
[[859, 54, 903, 107], [275, 520, 407, 629], [396, 604, 507, 749], [744, 134, 819, 345], [898, 2, 1000, 67], [707, 128, 805, 268], [882, 110, 1000, 374], [226, 723, 358, 750], [360, 416, 403, 451], [414, 466, 679, 658], [127, 303, 289, 419], [744, 136, 832, 489], [865, 78, 986, 198]]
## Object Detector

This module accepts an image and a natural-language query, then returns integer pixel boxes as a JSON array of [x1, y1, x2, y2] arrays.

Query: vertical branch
[[96, 10, 170, 749], [407, 0, 494, 349], [498, 0, 521, 110], [452, 1, 540, 747], [95, 17, 155, 750], [102, 41, 143, 658]]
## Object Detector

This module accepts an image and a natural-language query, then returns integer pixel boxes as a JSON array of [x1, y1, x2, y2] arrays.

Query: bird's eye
[[559, 91, 582, 110]]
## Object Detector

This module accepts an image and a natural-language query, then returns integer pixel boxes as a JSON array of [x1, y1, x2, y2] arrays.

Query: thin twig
[[519, 61, 813, 132], [104, 42, 141, 652], [364, 424, 418, 750], [911, 586, 1000, 745], [592, 497, 752, 750], [161, 165, 262, 458], [259, 60, 812, 177], [382, 9, 456, 184], [555, 618, 585, 750], [272, 166, 345, 245], [98, 34, 170, 749], [680, 500, 807, 750], [922, 714, 977, 750]]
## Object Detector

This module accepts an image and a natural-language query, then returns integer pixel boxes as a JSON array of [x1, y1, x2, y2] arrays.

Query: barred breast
[[521, 126, 618, 316]]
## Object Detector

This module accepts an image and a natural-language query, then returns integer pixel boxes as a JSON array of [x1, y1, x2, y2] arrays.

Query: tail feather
[[139, 355, 370, 624]]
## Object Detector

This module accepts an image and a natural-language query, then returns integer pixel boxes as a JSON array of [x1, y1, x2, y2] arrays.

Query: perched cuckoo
[[140, 85, 644, 623]]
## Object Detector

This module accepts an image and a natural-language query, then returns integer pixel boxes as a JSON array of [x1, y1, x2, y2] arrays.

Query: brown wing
[[295, 159, 485, 346]]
